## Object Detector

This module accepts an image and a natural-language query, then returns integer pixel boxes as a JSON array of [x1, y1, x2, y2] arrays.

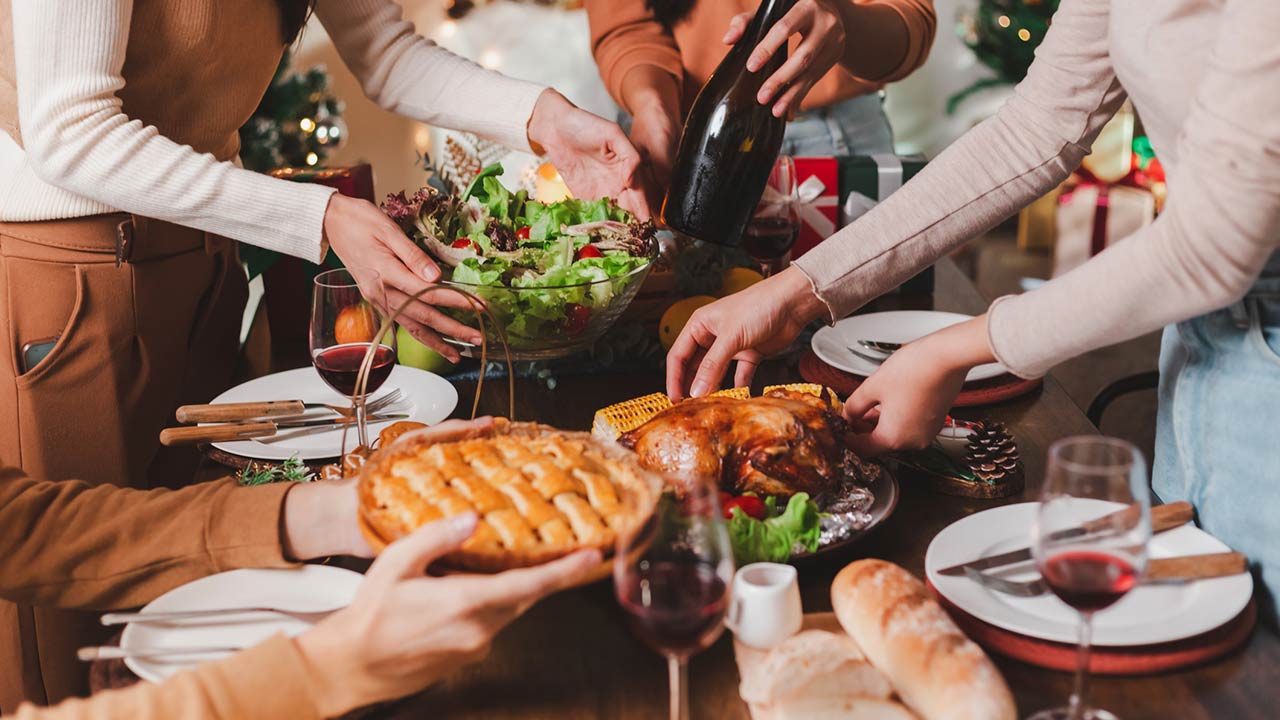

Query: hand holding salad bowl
[[381, 164, 658, 360]]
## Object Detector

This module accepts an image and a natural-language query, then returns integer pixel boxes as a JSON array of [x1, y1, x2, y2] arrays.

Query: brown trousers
[[0, 215, 248, 710]]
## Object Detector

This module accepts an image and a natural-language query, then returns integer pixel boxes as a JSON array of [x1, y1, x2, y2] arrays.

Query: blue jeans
[[780, 92, 894, 156], [619, 92, 895, 157], [1153, 252, 1280, 628]]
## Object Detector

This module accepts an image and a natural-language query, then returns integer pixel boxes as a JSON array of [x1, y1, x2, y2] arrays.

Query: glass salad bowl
[[439, 248, 657, 361]]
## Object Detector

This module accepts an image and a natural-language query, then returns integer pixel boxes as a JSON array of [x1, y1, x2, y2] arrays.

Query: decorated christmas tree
[[238, 50, 347, 172], [950, 0, 1060, 113]]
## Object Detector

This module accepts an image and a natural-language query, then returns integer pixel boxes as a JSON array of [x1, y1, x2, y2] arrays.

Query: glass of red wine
[[742, 154, 799, 278], [310, 268, 396, 448], [614, 476, 734, 720], [1029, 436, 1151, 720]]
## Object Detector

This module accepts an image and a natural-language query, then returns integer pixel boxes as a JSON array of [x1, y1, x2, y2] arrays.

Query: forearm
[[12, 635, 323, 720], [619, 66, 683, 121], [794, 0, 1124, 321], [586, 0, 684, 113], [987, 197, 1279, 378], [0, 467, 295, 610], [317, 0, 545, 152], [838, 0, 936, 82]]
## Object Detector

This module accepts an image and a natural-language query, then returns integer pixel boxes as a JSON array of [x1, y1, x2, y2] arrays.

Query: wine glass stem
[[1070, 611, 1094, 720], [355, 396, 369, 448], [667, 656, 689, 720]]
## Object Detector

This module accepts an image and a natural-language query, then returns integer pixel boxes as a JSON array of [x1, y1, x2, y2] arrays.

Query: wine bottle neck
[[741, 0, 796, 46]]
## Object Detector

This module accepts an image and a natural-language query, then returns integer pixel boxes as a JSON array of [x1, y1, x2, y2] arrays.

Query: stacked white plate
[[208, 365, 459, 461], [811, 311, 1008, 382], [121, 566, 363, 682], [925, 502, 1253, 645]]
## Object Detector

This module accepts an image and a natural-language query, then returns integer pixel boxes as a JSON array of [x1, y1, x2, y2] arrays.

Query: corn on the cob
[[593, 384, 837, 440]]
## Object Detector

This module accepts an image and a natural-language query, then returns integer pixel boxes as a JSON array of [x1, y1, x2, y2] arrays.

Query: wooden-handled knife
[[159, 413, 409, 446], [938, 501, 1195, 576]]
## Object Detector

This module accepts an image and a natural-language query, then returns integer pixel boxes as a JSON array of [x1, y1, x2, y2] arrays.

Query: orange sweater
[[0, 467, 323, 719], [587, 0, 936, 115]]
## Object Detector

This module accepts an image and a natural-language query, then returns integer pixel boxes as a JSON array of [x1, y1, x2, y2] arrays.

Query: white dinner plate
[[925, 501, 1254, 646], [811, 310, 1008, 381], [122, 566, 362, 683], [209, 365, 459, 461]]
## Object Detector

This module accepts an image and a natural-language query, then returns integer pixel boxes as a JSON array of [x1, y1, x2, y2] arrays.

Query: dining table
[[94, 258, 1278, 718]]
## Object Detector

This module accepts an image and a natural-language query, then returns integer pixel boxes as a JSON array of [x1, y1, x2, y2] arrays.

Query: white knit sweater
[[793, 0, 1280, 378], [2, 0, 546, 263]]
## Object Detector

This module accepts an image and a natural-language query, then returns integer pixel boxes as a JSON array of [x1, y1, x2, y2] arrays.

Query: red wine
[[661, 0, 793, 246], [742, 216, 800, 261], [1042, 551, 1139, 612], [313, 343, 396, 397], [618, 560, 728, 658]]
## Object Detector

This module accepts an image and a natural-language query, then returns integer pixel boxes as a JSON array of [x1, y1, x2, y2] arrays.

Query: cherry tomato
[[515, 226, 531, 240], [575, 245, 603, 260], [723, 495, 767, 520], [451, 238, 477, 250], [564, 303, 591, 335], [718, 492, 733, 512]]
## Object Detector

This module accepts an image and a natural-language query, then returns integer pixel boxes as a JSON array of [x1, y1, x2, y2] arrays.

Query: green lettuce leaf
[[461, 163, 504, 202], [726, 493, 823, 565]]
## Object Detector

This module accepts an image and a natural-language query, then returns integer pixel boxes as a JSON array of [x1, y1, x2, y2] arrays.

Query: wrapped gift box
[[836, 154, 932, 295]]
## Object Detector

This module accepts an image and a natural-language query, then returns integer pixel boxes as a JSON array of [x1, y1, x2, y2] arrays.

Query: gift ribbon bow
[[795, 174, 838, 239], [842, 153, 906, 226], [1058, 163, 1149, 256]]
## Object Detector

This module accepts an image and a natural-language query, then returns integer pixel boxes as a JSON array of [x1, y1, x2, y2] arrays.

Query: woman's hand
[[527, 89, 650, 218], [323, 194, 482, 362], [280, 418, 498, 561], [842, 316, 996, 456], [724, 0, 847, 118], [667, 267, 827, 399], [619, 67, 685, 212], [295, 514, 600, 716]]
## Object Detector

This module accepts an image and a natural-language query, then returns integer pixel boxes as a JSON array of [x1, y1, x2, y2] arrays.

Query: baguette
[[831, 560, 1015, 720]]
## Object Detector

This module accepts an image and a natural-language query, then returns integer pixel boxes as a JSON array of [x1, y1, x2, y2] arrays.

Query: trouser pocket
[[1247, 295, 1280, 366]]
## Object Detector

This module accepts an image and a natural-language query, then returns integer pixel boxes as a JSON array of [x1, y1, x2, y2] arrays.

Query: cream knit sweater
[[2, 0, 546, 263], [793, 0, 1280, 378]]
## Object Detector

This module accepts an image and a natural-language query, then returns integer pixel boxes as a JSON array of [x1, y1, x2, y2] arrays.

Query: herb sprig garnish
[[236, 456, 316, 486]]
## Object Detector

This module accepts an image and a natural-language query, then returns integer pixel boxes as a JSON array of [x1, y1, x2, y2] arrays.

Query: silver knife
[[160, 413, 410, 446], [937, 501, 1194, 577], [272, 413, 408, 429]]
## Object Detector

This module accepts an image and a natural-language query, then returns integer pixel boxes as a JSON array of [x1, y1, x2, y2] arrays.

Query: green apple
[[396, 325, 457, 374]]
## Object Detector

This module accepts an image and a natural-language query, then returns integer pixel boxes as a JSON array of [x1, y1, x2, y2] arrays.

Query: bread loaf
[[739, 629, 893, 706], [762, 697, 919, 720], [831, 560, 1015, 720]]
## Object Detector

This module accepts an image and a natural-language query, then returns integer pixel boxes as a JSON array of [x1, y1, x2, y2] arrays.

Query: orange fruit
[[717, 267, 765, 297], [659, 295, 717, 350], [335, 302, 379, 345]]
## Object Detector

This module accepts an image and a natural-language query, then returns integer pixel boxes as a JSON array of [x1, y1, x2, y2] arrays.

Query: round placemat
[[926, 580, 1257, 675], [799, 351, 1042, 406]]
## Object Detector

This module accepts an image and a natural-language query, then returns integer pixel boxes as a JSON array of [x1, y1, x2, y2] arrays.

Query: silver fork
[[315, 388, 405, 417], [847, 346, 892, 365], [100, 606, 341, 627], [858, 339, 902, 353], [964, 566, 1194, 597]]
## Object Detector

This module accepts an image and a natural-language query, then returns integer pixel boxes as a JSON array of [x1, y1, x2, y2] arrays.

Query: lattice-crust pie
[[358, 420, 663, 571]]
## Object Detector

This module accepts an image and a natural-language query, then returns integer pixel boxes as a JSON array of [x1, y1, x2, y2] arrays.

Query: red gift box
[[792, 157, 840, 259]]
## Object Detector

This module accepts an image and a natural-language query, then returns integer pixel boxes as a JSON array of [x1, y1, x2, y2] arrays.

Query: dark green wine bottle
[[661, 0, 793, 246]]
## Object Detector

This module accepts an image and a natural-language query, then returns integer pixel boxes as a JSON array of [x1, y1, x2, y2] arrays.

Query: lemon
[[717, 267, 765, 297], [659, 295, 717, 350]]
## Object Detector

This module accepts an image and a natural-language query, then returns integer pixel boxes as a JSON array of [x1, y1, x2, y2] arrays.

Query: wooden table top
[[102, 259, 1277, 718], [355, 259, 1274, 719]]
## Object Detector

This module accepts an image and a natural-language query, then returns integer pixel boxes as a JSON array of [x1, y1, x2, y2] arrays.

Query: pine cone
[[964, 422, 1024, 486]]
